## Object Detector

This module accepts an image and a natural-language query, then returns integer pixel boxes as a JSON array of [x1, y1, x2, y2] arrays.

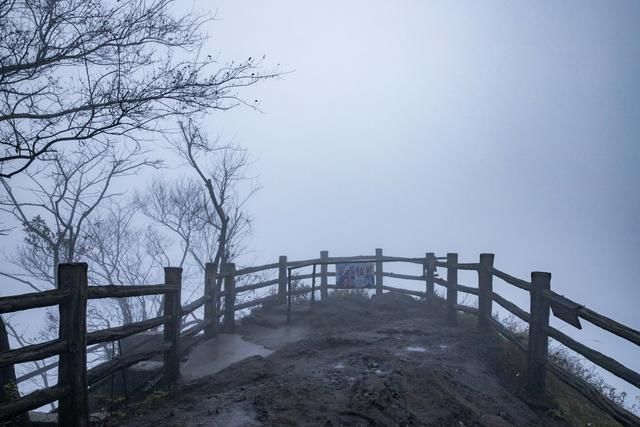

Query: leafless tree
[[134, 120, 257, 325], [0, 0, 281, 177], [135, 177, 206, 269], [0, 142, 159, 393], [172, 119, 258, 273], [0, 315, 36, 420], [1, 313, 58, 411], [0, 141, 159, 290], [83, 202, 164, 327], [138, 121, 257, 274], [0, 142, 159, 338]]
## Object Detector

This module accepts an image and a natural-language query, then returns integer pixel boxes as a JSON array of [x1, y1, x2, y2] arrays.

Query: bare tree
[[83, 202, 164, 326], [0, 0, 281, 177], [0, 141, 159, 289], [135, 177, 207, 269], [139, 125, 256, 273], [1, 314, 58, 411], [135, 171, 251, 321], [0, 142, 159, 394], [133, 120, 257, 327], [0, 315, 37, 419], [172, 119, 257, 273]]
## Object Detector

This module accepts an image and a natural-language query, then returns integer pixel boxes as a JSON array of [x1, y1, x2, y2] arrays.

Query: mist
[[1, 0, 639, 422], [202, 2, 640, 321], [195, 0, 640, 401]]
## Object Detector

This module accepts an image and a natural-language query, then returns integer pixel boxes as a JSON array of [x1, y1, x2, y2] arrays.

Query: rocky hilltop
[[109, 293, 619, 426]]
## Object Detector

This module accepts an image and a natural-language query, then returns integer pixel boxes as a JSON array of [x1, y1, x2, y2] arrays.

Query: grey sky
[[188, 0, 640, 398], [202, 1, 639, 313], [1, 0, 638, 405]]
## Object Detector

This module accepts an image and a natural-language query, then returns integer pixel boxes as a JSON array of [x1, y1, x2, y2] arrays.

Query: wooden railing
[[219, 249, 640, 426], [0, 264, 188, 426], [1, 249, 639, 426]]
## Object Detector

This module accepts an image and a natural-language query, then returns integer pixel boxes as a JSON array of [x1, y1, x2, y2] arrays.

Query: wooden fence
[[0, 264, 194, 426], [219, 249, 640, 426], [0, 249, 639, 426]]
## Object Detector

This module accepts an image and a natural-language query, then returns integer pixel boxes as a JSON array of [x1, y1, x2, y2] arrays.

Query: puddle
[[241, 325, 311, 350], [181, 334, 273, 382]]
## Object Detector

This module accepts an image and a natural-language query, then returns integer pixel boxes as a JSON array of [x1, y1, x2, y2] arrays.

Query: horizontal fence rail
[[229, 249, 639, 426], [87, 284, 178, 299], [86, 316, 171, 346], [0, 264, 189, 426], [1, 249, 638, 426], [543, 289, 640, 346], [489, 267, 531, 291], [491, 291, 530, 323], [0, 385, 69, 422], [0, 289, 70, 314], [0, 339, 67, 368]]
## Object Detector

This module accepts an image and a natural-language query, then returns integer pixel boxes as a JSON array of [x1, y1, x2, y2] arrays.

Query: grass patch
[[487, 314, 634, 426]]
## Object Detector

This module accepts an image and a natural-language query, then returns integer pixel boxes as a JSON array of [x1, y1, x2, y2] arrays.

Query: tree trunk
[[0, 316, 30, 426]]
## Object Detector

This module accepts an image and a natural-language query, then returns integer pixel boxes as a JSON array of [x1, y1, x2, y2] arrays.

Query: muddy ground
[[108, 292, 577, 426]]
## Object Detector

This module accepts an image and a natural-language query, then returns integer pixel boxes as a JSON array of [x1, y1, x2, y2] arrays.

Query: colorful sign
[[336, 263, 375, 288]]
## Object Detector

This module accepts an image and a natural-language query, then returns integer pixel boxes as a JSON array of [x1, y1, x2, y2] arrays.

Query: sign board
[[549, 294, 583, 329], [336, 263, 375, 289]]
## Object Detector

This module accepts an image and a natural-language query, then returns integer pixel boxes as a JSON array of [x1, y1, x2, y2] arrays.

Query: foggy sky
[[203, 0, 639, 321], [196, 1, 640, 398], [2, 0, 639, 404]]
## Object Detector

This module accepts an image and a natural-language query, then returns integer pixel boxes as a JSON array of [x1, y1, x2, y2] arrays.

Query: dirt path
[[110, 293, 568, 426]]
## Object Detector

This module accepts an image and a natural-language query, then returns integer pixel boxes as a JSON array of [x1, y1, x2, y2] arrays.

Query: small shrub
[[548, 346, 629, 409], [493, 313, 638, 420]]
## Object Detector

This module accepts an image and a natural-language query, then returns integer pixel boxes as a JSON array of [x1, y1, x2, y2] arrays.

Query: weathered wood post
[[375, 248, 383, 296], [223, 263, 236, 332], [425, 252, 435, 297], [287, 267, 292, 324], [278, 256, 287, 304], [163, 267, 182, 387], [204, 262, 217, 338], [446, 253, 458, 326], [58, 263, 89, 427], [320, 250, 329, 300], [311, 264, 317, 309], [478, 253, 495, 330], [527, 271, 551, 397]]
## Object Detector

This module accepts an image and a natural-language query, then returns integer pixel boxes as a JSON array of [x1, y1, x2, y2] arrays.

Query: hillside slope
[[109, 293, 618, 426]]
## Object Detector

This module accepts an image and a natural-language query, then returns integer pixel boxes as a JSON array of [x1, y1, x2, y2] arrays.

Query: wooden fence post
[[311, 264, 317, 309], [320, 250, 329, 300], [278, 256, 287, 304], [58, 263, 89, 427], [287, 267, 292, 324], [163, 267, 182, 387], [375, 248, 383, 296], [223, 263, 236, 332], [425, 252, 435, 297], [527, 271, 551, 397], [478, 253, 495, 330], [446, 253, 458, 326], [204, 262, 217, 338]]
